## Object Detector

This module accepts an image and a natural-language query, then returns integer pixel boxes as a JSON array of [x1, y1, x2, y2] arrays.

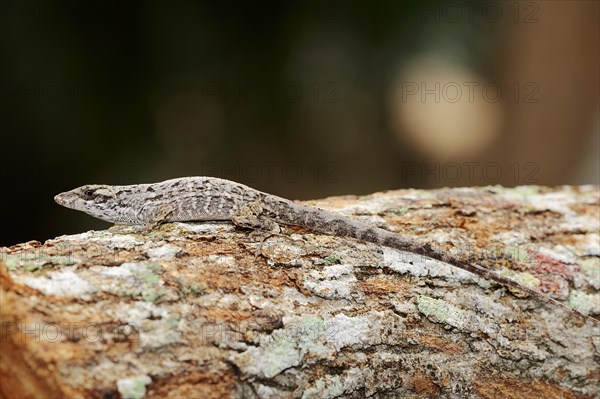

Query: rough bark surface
[[1, 185, 599, 399]]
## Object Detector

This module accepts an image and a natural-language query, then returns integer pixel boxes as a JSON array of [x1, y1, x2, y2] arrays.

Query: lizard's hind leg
[[232, 201, 281, 233], [232, 201, 283, 256]]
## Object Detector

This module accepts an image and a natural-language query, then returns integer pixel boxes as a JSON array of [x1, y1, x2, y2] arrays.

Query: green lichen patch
[[580, 257, 600, 289], [3, 253, 77, 272], [237, 336, 302, 379], [417, 296, 451, 324], [23, 263, 44, 272], [417, 296, 473, 331], [259, 338, 300, 378], [568, 291, 598, 315], [387, 207, 409, 216], [497, 268, 540, 289], [416, 296, 514, 349], [140, 288, 164, 303], [321, 255, 342, 267], [295, 315, 328, 355], [261, 338, 301, 378], [134, 267, 160, 285], [504, 186, 541, 197], [93, 262, 171, 303], [179, 284, 206, 298]]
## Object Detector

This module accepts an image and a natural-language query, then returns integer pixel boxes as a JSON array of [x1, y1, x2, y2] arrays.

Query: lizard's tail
[[288, 203, 596, 323]]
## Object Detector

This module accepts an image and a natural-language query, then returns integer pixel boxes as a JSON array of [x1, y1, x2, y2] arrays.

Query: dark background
[[1, 0, 598, 246]]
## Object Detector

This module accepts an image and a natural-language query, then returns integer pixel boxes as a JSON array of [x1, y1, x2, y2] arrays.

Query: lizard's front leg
[[146, 203, 175, 228], [114, 203, 175, 234]]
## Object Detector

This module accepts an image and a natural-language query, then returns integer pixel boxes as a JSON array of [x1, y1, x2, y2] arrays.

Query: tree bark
[[1, 185, 598, 398]]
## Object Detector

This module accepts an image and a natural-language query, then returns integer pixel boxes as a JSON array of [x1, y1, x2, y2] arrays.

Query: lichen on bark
[[1, 185, 598, 398]]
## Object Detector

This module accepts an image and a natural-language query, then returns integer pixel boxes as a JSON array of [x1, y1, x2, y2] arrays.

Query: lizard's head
[[54, 184, 134, 224]]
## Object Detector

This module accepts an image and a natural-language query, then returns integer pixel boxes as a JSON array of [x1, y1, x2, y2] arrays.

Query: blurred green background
[[1, 0, 598, 245]]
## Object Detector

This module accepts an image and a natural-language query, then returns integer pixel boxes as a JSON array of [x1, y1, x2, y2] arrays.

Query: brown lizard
[[54, 176, 596, 322]]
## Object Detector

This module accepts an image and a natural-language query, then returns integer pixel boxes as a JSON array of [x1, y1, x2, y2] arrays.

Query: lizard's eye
[[83, 189, 96, 199]]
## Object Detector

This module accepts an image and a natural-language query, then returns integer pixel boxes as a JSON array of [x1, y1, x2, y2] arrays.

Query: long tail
[[278, 201, 596, 323]]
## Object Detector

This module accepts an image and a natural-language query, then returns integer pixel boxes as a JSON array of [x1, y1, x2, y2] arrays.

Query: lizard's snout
[[54, 193, 63, 204], [54, 192, 69, 207]]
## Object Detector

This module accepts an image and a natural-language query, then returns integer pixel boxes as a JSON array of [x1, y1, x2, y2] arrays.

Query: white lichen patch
[[450, 291, 516, 322], [512, 189, 572, 215], [17, 270, 96, 298], [175, 222, 233, 234], [235, 337, 302, 378], [324, 313, 372, 350], [116, 375, 152, 399], [561, 216, 600, 234], [92, 262, 138, 279], [536, 245, 577, 264], [303, 264, 357, 299], [322, 264, 353, 279], [145, 244, 181, 259], [382, 247, 474, 282], [139, 317, 184, 349]]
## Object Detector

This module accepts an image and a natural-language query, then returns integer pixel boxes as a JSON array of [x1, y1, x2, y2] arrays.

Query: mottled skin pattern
[[55, 176, 593, 322]]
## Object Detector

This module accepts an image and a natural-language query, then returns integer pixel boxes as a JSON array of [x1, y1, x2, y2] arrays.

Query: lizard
[[54, 176, 595, 322]]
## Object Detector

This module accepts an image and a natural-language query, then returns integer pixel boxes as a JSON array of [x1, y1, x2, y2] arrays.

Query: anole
[[54, 176, 595, 322]]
